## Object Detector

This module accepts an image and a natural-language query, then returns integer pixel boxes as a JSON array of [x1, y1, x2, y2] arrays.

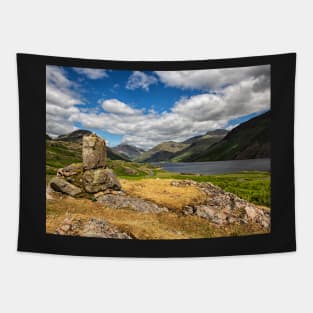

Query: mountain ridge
[[192, 111, 270, 161], [111, 144, 145, 160]]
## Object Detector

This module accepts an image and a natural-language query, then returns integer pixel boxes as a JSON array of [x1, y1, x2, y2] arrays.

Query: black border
[[17, 53, 296, 257]]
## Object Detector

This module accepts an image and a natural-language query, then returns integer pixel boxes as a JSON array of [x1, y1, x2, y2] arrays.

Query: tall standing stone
[[82, 134, 106, 170]]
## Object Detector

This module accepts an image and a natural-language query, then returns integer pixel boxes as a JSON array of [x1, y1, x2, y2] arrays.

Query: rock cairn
[[50, 134, 121, 196]]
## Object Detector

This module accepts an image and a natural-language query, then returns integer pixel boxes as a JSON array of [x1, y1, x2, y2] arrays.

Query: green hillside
[[193, 111, 270, 161], [135, 141, 189, 162], [171, 130, 227, 162]]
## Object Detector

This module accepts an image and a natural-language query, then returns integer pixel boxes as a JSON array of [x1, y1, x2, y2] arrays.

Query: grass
[[46, 140, 81, 175], [152, 170, 271, 207], [46, 140, 270, 207], [46, 196, 269, 240], [45, 139, 271, 239], [120, 178, 207, 210]]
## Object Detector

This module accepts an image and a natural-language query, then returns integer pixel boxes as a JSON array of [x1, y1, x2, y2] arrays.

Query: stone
[[83, 168, 121, 193], [170, 179, 271, 229], [50, 177, 82, 197], [245, 206, 258, 220], [194, 205, 217, 219], [82, 134, 106, 170], [55, 216, 131, 239], [97, 194, 168, 213], [57, 163, 82, 177]]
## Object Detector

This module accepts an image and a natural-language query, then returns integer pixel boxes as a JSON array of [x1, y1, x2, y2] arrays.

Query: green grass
[[46, 140, 270, 207], [115, 167, 271, 207], [156, 170, 270, 207]]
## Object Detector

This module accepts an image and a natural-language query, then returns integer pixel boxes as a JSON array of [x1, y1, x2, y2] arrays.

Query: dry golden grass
[[120, 178, 207, 210], [46, 196, 269, 240]]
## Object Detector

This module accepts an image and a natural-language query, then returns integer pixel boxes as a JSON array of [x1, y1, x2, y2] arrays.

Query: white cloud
[[47, 65, 270, 149], [46, 66, 83, 136], [155, 65, 270, 91], [102, 99, 142, 115], [126, 71, 157, 91], [73, 67, 108, 79], [75, 75, 270, 149]]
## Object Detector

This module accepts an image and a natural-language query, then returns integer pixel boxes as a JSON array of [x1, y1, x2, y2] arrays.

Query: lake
[[154, 158, 271, 175]]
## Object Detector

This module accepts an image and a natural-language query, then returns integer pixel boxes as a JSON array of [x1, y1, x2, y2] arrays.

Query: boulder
[[55, 216, 132, 239], [97, 194, 168, 213], [82, 134, 106, 170], [50, 177, 82, 197], [83, 168, 121, 193], [57, 163, 82, 177]]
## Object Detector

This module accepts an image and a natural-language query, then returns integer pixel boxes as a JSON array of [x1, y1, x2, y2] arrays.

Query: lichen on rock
[[83, 168, 121, 193], [82, 133, 106, 170], [50, 134, 121, 197]]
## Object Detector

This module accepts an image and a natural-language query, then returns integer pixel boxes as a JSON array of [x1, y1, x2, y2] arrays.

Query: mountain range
[[46, 111, 270, 163], [111, 144, 145, 160], [192, 111, 270, 161]]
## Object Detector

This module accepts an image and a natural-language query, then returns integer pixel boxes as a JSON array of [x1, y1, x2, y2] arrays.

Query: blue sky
[[46, 65, 270, 149]]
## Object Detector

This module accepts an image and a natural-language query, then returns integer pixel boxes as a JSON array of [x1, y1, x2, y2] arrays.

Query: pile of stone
[[50, 134, 121, 197], [171, 180, 270, 229], [56, 215, 132, 239]]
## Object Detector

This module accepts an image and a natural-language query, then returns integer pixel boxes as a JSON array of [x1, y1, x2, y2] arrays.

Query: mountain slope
[[193, 111, 270, 161], [56, 130, 92, 142], [53, 130, 128, 161], [112, 144, 145, 160], [171, 129, 228, 162], [135, 141, 189, 162]]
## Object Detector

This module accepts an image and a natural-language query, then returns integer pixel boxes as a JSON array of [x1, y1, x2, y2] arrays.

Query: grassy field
[[46, 195, 268, 239], [116, 166, 271, 207], [153, 170, 271, 207], [46, 140, 270, 239], [46, 140, 271, 207]]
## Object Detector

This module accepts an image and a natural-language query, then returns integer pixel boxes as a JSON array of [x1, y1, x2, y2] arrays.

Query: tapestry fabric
[[17, 53, 296, 257]]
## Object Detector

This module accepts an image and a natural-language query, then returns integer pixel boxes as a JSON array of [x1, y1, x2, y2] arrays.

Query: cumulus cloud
[[73, 76, 270, 149], [46, 66, 83, 137], [73, 67, 108, 79], [126, 71, 157, 91], [102, 99, 142, 115], [47, 65, 270, 149], [155, 65, 270, 91]]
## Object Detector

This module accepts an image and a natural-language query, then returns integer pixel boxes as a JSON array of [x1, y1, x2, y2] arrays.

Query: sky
[[46, 64, 270, 149]]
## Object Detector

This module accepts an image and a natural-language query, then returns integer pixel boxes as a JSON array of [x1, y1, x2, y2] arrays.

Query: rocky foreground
[[47, 133, 270, 239]]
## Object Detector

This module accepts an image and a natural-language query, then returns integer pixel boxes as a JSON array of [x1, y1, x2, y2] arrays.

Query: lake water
[[154, 158, 271, 175]]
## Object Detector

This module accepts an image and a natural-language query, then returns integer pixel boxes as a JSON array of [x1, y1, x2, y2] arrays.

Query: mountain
[[171, 129, 228, 162], [56, 129, 92, 142], [112, 144, 145, 160], [46, 134, 51, 140], [135, 141, 189, 162], [192, 111, 270, 161], [52, 130, 128, 161]]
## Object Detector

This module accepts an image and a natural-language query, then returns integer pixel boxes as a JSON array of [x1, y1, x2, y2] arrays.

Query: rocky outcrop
[[50, 177, 82, 197], [171, 180, 270, 229], [97, 194, 168, 213], [55, 215, 132, 239], [50, 133, 121, 197], [82, 133, 106, 170]]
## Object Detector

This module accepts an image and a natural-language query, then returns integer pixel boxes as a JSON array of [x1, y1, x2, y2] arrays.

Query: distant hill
[[56, 129, 92, 142], [112, 144, 145, 160], [51, 130, 128, 161], [135, 141, 189, 162], [192, 111, 270, 161], [171, 129, 228, 162]]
